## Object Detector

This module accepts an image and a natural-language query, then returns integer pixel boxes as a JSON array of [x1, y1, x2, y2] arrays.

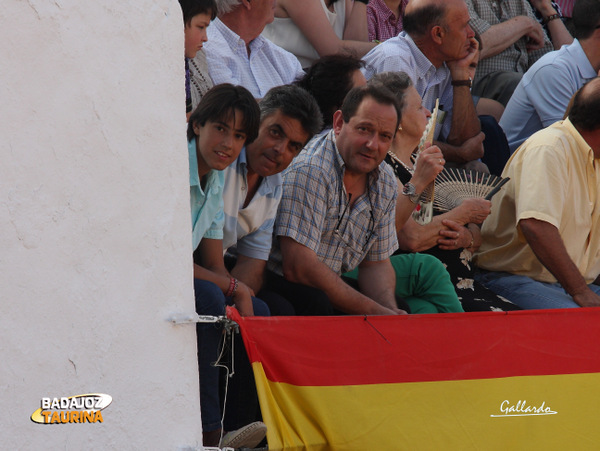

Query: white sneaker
[[220, 421, 267, 449]]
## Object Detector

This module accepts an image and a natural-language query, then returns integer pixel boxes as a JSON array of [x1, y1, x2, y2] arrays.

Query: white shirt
[[222, 149, 283, 261], [204, 18, 304, 98]]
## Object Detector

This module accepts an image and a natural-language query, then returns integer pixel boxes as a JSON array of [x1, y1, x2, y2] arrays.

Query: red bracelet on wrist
[[225, 277, 238, 297]]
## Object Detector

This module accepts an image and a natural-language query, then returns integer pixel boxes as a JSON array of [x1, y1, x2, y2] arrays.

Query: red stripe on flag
[[228, 308, 600, 386]]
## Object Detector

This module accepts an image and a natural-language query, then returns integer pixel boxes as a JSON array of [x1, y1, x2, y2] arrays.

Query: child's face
[[193, 110, 247, 175], [184, 12, 211, 58]]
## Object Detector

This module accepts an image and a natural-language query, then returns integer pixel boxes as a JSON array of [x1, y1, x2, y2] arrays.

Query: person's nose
[[222, 132, 234, 149], [365, 133, 379, 151], [273, 139, 287, 155], [467, 24, 475, 39]]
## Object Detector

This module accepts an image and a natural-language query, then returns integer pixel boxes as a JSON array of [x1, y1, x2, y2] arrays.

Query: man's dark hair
[[294, 55, 365, 130], [340, 85, 401, 130], [572, 0, 600, 40], [259, 85, 323, 139], [178, 0, 217, 26], [568, 77, 600, 131], [187, 83, 260, 143], [403, 3, 448, 38]]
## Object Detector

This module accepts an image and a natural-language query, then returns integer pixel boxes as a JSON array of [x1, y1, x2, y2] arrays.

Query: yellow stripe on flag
[[253, 362, 600, 451]]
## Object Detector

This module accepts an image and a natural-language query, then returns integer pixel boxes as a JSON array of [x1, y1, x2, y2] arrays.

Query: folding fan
[[412, 99, 439, 225], [433, 168, 510, 212]]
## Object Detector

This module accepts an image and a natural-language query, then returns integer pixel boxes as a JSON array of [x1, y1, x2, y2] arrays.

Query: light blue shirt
[[189, 138, 224, 250], [222, 148, 283, 260], [362, 32, 454, 141], [500, 39, 597, 153], [204, 18, 304, 99]]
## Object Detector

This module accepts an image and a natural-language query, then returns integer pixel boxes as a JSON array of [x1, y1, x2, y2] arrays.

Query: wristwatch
[[402, 182, 421, 204], [451, 77, 472, 88]]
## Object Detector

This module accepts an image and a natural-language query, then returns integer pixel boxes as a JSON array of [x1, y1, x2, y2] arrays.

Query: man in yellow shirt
[[475, 77, 600, 309]]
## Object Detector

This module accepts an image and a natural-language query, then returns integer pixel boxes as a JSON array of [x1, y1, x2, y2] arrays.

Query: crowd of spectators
[[179, 0, 600, 448]]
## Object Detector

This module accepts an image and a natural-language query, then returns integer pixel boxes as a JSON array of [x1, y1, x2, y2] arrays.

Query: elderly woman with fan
[[369, 72, 520, 312]]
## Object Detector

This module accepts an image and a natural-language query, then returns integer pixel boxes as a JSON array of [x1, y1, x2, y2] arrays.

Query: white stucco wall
[[0, 1, 203, 448]]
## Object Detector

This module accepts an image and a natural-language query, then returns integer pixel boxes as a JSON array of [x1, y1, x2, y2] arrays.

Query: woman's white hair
[[215, 0, 242, 15]]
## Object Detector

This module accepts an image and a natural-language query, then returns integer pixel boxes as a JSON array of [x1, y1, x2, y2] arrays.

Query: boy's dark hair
[[259, 85, 323, 139], [572, 0, 600, 40], [294, 54, 365, 130], [187, 84, 260, 143], [403, 3, 448, 38], [178, 0, 217, 26], [569, 77, 600, 131], [341, 85, 401, 131]]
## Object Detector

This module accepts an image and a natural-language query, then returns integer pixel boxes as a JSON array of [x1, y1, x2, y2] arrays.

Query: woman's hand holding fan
[[411, 144, 445, 193]]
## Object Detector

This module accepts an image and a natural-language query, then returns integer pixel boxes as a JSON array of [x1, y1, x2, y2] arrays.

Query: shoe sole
[[221, 422, 267, 449]]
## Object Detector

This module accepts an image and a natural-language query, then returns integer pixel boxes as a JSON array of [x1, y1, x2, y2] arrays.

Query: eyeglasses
[[364, 209, 375, 252], [335, 193, 352, 235]]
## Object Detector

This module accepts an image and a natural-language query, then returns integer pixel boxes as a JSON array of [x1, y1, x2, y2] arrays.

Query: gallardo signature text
[[490, 400, 557, 417]]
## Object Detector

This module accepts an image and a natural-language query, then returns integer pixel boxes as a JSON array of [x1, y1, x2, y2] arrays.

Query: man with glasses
[[265, 84, 462, 316]]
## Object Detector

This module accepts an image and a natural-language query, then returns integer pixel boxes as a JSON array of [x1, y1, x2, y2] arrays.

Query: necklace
[[188, 55, 213, 100], [387, 150, 414, 174]]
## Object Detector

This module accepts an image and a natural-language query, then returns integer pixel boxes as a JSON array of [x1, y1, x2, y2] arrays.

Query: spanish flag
[[228, 308, 600, 450]]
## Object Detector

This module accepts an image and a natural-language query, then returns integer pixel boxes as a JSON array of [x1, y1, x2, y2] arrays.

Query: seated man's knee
[[251, 297, 271, 317]]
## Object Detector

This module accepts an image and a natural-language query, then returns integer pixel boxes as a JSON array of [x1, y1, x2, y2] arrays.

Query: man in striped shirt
[[220, 85, 322, 314]]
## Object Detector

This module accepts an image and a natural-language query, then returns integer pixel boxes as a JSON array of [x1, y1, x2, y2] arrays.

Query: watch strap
[[451, 79, 472, 88]]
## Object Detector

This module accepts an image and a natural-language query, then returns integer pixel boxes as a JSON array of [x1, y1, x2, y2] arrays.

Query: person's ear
[[241, 0, 252, 11], [193, 121, 201, 135], [332, 110, 345, 134], [431, 25, 444, 45]]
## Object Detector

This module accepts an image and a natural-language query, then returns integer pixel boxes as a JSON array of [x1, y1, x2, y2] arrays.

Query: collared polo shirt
[[222, 148, 283, 260], [475, 119, 600, 283], [500, 39, 597, 153], [189, 138, 224, 250]]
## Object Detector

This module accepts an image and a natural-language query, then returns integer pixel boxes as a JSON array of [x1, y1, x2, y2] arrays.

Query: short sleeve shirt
[[268, 130, 399, 276], [222, 148, 283, 260], [189, 138, 224, 250], [499, 40, 597, 153], [475, 119, 600, 283]]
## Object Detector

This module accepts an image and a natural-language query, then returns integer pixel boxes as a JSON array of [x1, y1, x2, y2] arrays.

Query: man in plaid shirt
[[266, 84, 407, 316], [466, 0, 572, 106]]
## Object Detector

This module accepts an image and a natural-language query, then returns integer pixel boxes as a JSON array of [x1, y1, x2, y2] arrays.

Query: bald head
[[569, 77, 600, 132], [404, 0, 448, 15], [403, 0, 448, 38], [404, 0, 469, 37]]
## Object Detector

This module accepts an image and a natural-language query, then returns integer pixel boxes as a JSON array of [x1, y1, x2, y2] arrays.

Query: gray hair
[[215, 0, 242, 15], [369, 71, 414, 115]]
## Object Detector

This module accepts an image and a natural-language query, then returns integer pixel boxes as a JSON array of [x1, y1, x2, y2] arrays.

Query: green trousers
[[344, 253, 463, 314]]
